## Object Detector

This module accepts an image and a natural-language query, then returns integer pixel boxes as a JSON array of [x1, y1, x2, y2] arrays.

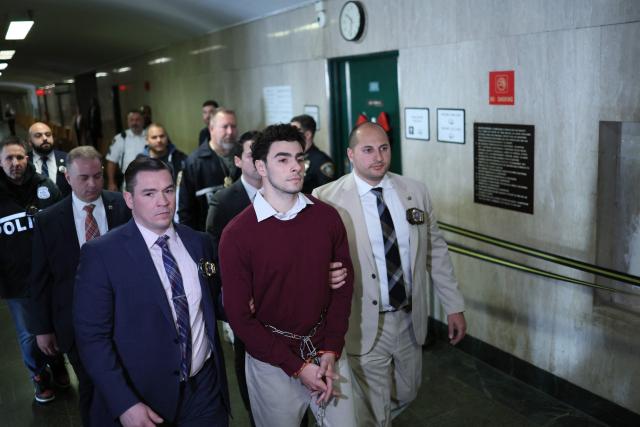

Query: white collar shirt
[[354, 172, 412, 311], [253, 191, 313, 222], [240, 174, 260, 202], [136, 222, 211, 377], [71, 192, 109, 247], [33, 152, 57, 182]]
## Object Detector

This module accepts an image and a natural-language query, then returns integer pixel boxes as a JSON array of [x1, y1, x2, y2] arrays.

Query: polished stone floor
[[0, 301, 609, 427]]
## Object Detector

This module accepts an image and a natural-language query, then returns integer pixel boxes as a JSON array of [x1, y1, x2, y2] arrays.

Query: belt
[[381, 304, 412, 314]]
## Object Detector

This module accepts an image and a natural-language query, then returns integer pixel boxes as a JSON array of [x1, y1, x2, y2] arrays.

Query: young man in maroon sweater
[[219, 124, 357, 427]]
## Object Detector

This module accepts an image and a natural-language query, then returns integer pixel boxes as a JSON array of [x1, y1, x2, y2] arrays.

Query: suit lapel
[[175, 225, 217, 342], [340, 174, 377, 273], [390, 174, 420, 275], [60, 196, 81, 258], [123, 221, 175, 328], [101, 191, 118, 229]]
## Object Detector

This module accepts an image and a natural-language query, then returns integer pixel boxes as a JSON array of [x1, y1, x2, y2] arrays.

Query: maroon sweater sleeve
[[321, 209, 354, 355], [220, 226, 304, 377]]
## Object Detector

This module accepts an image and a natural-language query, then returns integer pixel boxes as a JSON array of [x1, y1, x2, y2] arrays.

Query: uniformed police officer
[[291, 114, 336, 194], [105, 109, 146, 191]]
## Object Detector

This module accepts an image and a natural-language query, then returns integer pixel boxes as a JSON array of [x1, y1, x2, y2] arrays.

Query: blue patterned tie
[[371, 187, 407, 309], [156, 235, 192, 380]]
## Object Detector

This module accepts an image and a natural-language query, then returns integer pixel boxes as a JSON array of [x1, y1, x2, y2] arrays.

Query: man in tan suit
[[313, 122, 466, 426]]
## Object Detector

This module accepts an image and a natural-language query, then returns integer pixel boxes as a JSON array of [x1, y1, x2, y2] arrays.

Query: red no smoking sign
[[489, 70, 514, 105]]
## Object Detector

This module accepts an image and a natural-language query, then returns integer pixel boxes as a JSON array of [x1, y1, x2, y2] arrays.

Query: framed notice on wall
[[473, 122, 534, 214], [404, 108, 430, 140], [437, 108, 465, 144]]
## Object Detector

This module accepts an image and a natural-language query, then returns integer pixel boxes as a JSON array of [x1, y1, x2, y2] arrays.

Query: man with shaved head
[[313, 122, 467, 426], [28, 122, 72, 196]]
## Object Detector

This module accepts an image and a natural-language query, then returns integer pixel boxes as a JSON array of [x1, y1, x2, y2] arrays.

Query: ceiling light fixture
[[5, 21, 34, 40], [0, 63, 8, 70], [95, 72, 109, 78], [148, 57, 172, 65], [189, 45, 225, 55], [0, 50, 16, 60], [113, 66, 131, 73], [64, 79, 74, 84]]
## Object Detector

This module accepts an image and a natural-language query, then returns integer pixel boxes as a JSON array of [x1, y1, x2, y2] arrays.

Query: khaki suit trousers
[[349, 310, 422, 427], [245, 352, 357, 427]]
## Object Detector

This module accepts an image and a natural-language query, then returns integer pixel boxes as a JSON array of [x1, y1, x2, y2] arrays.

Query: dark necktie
[[156, 235, 192, 380], [41, 156, 49, 178], [371, 187, 407, 309], [83, 204, 100, 241]]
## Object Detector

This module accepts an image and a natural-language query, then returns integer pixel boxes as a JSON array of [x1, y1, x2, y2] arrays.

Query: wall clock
[[339, 1, 365, 41]]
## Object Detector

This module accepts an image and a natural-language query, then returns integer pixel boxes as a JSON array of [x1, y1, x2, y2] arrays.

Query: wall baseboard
[[427, 317, 639, 427]]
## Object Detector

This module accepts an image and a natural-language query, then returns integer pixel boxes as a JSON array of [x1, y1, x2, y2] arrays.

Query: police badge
[[406, 208, 425, 225], [198, 259, 217, 278]]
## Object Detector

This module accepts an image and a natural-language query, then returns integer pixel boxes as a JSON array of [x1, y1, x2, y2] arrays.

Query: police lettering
[[0, 213, 33, 236]]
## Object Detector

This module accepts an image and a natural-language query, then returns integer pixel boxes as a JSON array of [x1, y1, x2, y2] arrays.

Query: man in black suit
[[28, 122, 72, 196], [30, 146, 131, 425]]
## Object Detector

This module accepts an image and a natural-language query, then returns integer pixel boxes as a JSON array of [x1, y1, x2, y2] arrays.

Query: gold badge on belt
[[223, 176, 233, 188]]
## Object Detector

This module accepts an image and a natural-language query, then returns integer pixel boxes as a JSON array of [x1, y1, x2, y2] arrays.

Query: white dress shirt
[[354, 173, 412, 311], [253, 190, 313, 222], [240, 175, 260, 202], [71, 193, 109, 247], [105, 128, 147, 173], [33, 152, 57, 182], [136, 222, 211, 377]]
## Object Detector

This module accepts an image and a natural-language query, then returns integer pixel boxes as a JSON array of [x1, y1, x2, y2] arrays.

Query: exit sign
[[489, 70, 514, 105]]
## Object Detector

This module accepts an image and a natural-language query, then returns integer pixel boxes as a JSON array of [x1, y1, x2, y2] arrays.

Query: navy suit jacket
[[29, 191, 131, 352], [28, 149, 72, 196], [73, 220, 229, 424]]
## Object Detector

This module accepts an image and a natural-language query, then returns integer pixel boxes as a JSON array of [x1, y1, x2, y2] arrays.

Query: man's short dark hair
[[232, 130, 260, 158], [291, 114, 317, 137], [202, 100, 219, 109], [124, 156, 173, 193], [127, 109, 143, 117], [0, 136, 28, 154], [251, 124, 305, 163]]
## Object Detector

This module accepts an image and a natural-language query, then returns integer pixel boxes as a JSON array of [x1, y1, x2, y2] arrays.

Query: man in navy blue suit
[[30, 146, 131, 425], [74, 157, 229, 426], [28, 122, 72, 196]]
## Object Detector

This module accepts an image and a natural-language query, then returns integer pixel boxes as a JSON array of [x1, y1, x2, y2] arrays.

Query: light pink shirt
[[135, 221, 211, 377]]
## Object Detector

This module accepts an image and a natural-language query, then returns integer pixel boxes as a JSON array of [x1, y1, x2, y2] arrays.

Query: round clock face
[[340, 1, 365, 41]]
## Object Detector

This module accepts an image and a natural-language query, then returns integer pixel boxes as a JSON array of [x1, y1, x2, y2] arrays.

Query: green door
[[329, 51, 401, 176]]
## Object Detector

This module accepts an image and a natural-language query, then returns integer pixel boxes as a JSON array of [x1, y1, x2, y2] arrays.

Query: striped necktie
[[83, 204, 100, 241], [371, 187, 407, 309], [156, 235, 192, 380], [41, 156, 49, 178]]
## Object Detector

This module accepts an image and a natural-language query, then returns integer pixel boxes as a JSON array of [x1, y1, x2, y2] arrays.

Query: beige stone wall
[[96, 0, 640, 412]]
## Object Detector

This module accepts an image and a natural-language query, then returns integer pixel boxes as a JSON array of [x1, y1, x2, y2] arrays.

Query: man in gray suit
[[313, 122, 466, 426]]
